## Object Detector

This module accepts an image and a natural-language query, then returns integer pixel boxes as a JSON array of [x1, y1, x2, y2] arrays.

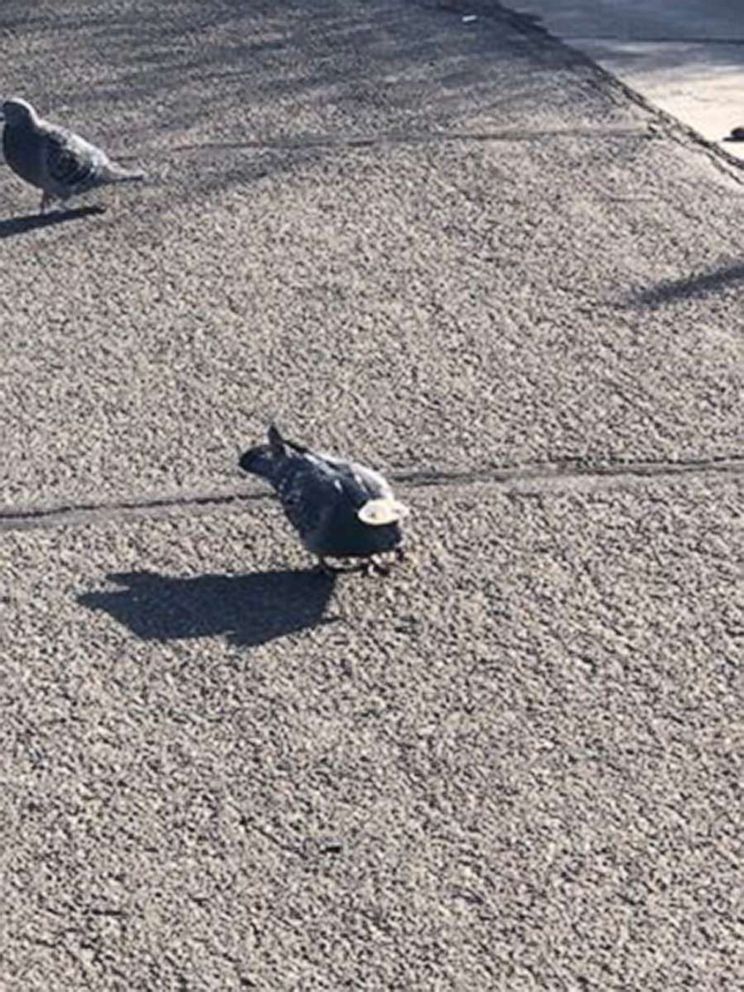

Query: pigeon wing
[[41, 126, 106, 191], [275, 457, 339, 542], [323, 455, 395, 503]]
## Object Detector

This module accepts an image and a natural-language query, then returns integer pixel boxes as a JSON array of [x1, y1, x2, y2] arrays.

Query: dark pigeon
[[239, 425, 410, 572]]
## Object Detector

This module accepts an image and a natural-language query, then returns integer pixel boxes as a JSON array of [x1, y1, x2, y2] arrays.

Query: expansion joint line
[[1, 455, 742, 533]]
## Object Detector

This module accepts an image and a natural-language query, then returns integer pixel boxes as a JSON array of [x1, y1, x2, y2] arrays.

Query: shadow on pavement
[[29, 0, 580, 199], [637, 261, 744, 305], [78, 568, 338, 647], [0, 205, 105, 239]]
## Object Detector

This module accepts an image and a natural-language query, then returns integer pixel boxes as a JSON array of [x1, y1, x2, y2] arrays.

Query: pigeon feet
[[364, 546, 411, 577], [314, 557, 365, 575], [314, 557, 339, 576], [314, 547, 410, 577], [363, 557, 391, 578]]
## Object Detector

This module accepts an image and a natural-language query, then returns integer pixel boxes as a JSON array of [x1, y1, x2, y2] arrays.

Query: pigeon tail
[[240, 425, 304, 482], [100, 162, 146, 184]]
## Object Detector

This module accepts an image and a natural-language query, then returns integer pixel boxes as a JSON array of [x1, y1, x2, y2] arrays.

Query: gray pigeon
[[239, 425, 410, 572], [1, 97, 145, 213]]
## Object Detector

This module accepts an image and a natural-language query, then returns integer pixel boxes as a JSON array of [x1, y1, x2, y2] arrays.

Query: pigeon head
[[1, 98, 37, 126]]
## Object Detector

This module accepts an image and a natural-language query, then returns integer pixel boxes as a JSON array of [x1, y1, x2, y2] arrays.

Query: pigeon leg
[[363, 548, 410, 576], [315, 556, 338, 576], [363, 556, 391, 578], [394, 544, 416, 570], [39, 191, 53, 214]]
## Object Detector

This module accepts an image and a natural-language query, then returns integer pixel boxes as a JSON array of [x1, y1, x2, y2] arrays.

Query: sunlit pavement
[[2, 1, 743, 987], [518, 0, 744, 157]]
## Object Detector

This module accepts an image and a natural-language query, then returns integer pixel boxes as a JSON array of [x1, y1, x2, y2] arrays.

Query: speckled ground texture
[[1, 1, 743, 990]]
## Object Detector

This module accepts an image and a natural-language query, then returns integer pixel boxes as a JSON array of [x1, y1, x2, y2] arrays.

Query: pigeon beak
[[357, 498, 410, 526]]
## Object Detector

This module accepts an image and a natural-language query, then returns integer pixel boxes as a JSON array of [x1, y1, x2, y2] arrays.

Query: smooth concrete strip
[[515, 0, 744, 157]]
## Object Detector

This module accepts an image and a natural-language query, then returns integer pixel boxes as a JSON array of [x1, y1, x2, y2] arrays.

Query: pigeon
[[239, 425, 410, 573], [1, 97, 145, 213]]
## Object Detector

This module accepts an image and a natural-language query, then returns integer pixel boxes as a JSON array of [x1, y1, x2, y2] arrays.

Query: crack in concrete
[[171, 126, 650, 156], [1, 455, 742, 533], [565, 36, 744, 46]]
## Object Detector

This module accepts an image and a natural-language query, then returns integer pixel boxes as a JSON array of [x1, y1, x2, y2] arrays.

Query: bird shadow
[[78, 567, 338, 648], [635, 262, 744, 306], [0, 205, 105, 239]]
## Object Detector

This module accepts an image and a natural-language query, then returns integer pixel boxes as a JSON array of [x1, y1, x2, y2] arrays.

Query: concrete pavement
[[2, 1, 744, 989], [4, 476, 743, 989], [518, 0, 744, 158], [2, 0, 744, 508]]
